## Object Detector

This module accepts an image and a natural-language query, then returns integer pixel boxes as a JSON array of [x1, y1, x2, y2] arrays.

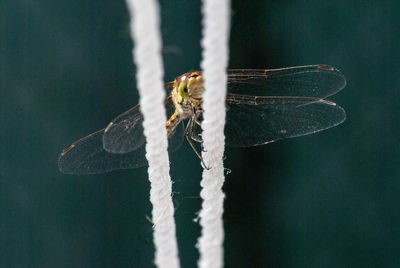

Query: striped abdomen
[[166, 110, 182, 137]]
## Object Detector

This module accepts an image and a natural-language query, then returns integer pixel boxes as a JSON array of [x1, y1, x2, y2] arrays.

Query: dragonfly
[[58, 65, 346, 175]]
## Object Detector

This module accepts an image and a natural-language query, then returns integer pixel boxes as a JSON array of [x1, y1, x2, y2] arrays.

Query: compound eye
[[178, 80, 189, 99]]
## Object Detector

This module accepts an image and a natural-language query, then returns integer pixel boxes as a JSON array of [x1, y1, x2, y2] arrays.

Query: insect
[[58, 65, 346, 175]]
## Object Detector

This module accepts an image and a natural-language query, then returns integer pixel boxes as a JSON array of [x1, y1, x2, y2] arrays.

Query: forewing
[[58, 122, 185, 175], [103, 96, 183, 154], [102, 104, 146, 153], [224, 95, 346, 147], [58, 128, 147, 174], [227, 65, 346, 99]]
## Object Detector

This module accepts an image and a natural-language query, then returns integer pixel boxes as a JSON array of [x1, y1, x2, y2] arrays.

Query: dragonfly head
[[175, 71, 205, 102]]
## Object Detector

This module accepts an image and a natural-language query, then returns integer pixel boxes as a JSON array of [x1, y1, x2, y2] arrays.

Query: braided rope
[[125, 1, 180, 267], [197, 1, 231, 267]]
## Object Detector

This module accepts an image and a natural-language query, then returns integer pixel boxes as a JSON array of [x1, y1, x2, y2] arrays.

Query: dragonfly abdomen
[[166, 110, 182, 137]]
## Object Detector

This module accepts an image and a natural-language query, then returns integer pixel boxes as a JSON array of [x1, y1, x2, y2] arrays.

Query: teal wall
[[1, 0, 399, 267]]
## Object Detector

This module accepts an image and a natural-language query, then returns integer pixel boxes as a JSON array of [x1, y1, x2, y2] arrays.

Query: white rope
[[125, 1, 180, 267], [197, 0, 231, 267]]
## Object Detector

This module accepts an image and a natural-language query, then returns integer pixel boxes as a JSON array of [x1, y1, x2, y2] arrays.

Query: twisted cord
[[197, 0, 231, 267], [125, 1, 180, 267]]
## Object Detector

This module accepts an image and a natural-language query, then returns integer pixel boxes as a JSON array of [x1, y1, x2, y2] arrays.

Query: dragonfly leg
[[192, 109, 207, 152], [189, 112, 207, 153], [184, 118, 193, 136], [185, 135, 210, 170], [190, 122, 207, 153], [185, 118, 210, 170], [198, 132, 207, 153]]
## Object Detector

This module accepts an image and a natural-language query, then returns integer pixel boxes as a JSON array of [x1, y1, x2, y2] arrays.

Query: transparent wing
[[223, 94, 346, 147], [58, 122, 184, 175], [227, 65, 346, 99], [58, 128, 147, 174], [103, 96, 181, 154], [102, 104, 145, 153]]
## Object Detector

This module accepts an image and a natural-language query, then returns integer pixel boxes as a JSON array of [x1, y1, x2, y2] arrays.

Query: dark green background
[[1, 0, 399, 267]]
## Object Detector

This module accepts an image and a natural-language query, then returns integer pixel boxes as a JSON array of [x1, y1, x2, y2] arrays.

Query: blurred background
[[1, 0, 399, 267]]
